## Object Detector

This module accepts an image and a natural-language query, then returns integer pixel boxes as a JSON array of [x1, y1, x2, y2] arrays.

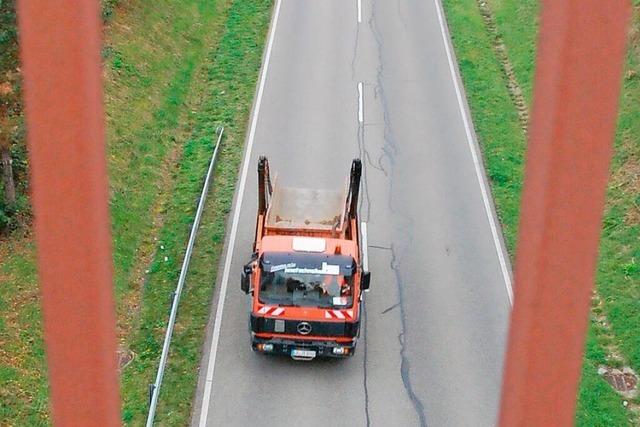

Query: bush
[[0, 0, 120, 233]]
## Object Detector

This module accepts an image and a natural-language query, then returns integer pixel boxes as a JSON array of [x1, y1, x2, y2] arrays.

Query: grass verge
[[442, 0, 639, 424], [0, 0, 273, 424], [120, 0, 273, 424]]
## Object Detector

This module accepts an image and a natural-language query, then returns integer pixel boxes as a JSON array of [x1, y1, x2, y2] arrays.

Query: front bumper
[[251, 336, 356, 360]]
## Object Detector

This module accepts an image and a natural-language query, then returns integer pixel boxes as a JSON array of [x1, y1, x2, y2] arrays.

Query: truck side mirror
[[361, 271, 371, 291], [241, 263, 252, 294]]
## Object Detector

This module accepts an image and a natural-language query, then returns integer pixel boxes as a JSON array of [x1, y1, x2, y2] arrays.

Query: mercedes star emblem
[[297, 322, 312, 335]]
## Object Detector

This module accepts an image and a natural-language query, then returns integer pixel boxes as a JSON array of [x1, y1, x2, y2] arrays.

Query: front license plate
[[291, 349, 316, 358]]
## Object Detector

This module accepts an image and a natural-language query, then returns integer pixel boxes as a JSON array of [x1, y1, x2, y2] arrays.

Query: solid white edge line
[[357, 0, 362, 23], [198, 0, 283, 425], [358, 82, 364, 123], [432, 0, 514, 306], [361, 221, 369, 272]]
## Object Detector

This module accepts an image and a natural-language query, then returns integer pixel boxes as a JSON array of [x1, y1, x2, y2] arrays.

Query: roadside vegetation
[[0, 0, 273, 425], [0, 0, 26, 231], [442, 0, 640, 425], [120, 0, 273, 423]]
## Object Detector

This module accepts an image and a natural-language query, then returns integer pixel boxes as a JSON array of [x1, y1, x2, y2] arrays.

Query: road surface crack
[[351, 8, 361, 82], [369, 244, 392, 251], [381, 302, 400, 315], [391, 245, 428, 427], [370, 2, 428, 424]]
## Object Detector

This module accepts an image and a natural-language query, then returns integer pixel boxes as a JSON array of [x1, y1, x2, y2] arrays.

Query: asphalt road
[[193, 0, 512, 425]]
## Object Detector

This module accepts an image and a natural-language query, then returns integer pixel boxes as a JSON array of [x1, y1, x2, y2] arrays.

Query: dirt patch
[[592, 292, 627, 365], [608, 135, 640, 226], [625, 203, 640, 226], [611, 152, 640, 194], [0, 81, 13, 96], [0, 241, 16, 284], [629, 6, 640, 59], [118, 346, 135, 370], [476, 0, 530, 134], [116, 139, 183, 350]]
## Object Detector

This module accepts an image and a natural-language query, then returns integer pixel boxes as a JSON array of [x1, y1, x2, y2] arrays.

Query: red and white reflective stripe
[[324, 309, 354, 320], [257, 306, 285, 316]]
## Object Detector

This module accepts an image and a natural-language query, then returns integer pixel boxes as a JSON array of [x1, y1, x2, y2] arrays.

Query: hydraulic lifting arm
[[255, 156, 273, 252], [347, 159, 362, 220], [257, 156, 272, 217]]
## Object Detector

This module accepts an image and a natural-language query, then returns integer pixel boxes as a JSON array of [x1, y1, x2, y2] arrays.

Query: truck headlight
[[259, 343, 273, 352], [332, 347, 348, 355]]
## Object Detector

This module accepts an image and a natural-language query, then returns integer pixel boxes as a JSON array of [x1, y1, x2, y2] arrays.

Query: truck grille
[[250, 315, 359, 338]]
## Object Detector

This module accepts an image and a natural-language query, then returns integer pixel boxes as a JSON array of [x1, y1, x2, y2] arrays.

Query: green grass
[[0, 0, 274, 424], [120, 0, 273, 424], [487, 0, 538, 105], [596, 1, 640, 380], [441, 0, 526, 253], [442, 0, 638, 424], [0, 238, 48, 425], [575, 326, 633, 426], [104, 0, 229, 331]]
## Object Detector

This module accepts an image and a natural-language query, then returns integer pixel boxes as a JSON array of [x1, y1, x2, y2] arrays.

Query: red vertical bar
[[499, 0, 630, 425], [17, 1, 121, 426]]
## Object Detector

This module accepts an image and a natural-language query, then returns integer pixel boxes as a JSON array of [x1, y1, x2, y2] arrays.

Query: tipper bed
[[265, 186, 347, 232]]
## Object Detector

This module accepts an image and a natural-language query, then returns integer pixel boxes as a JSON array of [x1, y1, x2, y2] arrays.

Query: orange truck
[[241, 157, 371, 360]]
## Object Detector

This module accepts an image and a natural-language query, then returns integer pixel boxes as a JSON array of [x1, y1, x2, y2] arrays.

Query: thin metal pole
[[498, 0, 631, 425], [146, 127, 224, 426], [16, 0, 121, 425]]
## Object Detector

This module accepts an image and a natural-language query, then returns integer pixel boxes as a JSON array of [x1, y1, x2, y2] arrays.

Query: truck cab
[[241, 157, 370, 360]]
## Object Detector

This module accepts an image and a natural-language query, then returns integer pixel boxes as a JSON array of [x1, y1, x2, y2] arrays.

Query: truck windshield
[[258, 252, 356, 309]]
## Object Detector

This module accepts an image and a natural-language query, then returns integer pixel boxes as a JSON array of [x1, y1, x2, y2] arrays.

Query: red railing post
[[499, 0, 631, 425], [17, 0, 121, 425]]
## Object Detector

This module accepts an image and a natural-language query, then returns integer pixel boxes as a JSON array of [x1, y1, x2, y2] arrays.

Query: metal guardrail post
[[498, 1, 631, 425], [146, 126, 224, 426]]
